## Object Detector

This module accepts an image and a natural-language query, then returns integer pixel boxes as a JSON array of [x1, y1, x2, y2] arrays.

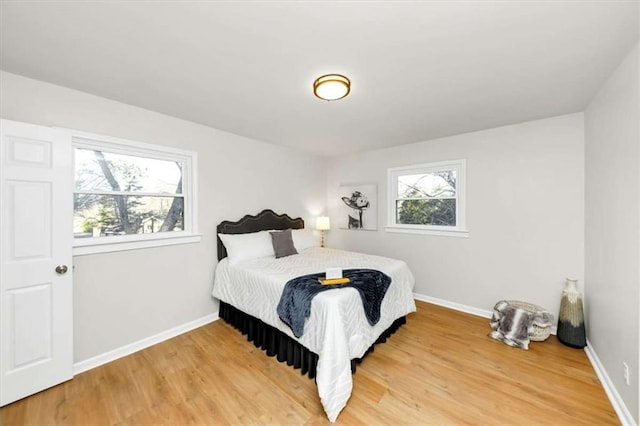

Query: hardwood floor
[[0, 301, 618, 425]]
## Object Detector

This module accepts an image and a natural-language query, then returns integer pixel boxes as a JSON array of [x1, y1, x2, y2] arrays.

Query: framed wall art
[[339, 183, 377, 230]]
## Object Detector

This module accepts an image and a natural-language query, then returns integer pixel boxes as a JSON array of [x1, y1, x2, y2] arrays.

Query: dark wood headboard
[[216, 209, 305, 261]]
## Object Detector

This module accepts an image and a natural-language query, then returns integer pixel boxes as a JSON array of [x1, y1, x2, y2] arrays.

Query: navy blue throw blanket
[[277, 269, 391, 338]]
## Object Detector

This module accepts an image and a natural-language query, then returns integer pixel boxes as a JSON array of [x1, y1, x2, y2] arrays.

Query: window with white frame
[[387, 159, 467, 237], [72, 133, 200, 255]]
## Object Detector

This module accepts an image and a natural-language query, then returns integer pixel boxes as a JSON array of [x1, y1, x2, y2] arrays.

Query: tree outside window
[[74, 147, 185, 238], [396, 170, 456, 226], [388, 160, 466, 235]]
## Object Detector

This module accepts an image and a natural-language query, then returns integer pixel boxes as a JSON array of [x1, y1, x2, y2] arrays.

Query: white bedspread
[[212, 247, 416, 422]]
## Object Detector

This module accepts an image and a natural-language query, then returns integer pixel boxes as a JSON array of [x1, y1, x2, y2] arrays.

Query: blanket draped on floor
[[277, 268, 391, 337], [488, 300, 554, 350]]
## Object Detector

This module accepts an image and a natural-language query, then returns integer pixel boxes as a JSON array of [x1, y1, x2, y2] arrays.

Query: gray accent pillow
[[270, 229, 298, 258]]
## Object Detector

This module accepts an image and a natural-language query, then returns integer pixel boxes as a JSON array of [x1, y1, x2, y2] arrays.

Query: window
[[72, 132, 200, 255], [387, 159, 467, 237]]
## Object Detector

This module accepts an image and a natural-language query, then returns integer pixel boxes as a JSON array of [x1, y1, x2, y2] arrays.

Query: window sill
[[73, 233, 202, 256], [384, 226, 469, 238]]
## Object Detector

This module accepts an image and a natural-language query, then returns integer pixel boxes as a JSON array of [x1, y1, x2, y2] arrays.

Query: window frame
[[386, 159, 468, 237], [70, 130, 201, 255]]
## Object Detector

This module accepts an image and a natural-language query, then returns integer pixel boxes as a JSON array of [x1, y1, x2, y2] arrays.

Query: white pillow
[[292, 229, 321, 250], [218, 230, 275, 264]]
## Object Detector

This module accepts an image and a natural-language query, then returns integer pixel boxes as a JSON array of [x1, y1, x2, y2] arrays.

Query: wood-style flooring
[[0, 301, 618, 425]]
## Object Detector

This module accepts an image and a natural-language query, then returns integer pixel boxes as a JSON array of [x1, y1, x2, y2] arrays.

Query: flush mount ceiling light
[[313, 74, 350, 101]]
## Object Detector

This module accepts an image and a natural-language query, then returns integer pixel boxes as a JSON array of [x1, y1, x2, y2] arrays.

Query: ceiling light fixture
[[313, 74, 350, 101]]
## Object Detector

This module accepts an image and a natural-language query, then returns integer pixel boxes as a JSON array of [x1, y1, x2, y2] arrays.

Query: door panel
[[0, 119, 73, 406], [6, 135, 52, 168], [8, 181, 52, 259], [10, 283, 52, 369]]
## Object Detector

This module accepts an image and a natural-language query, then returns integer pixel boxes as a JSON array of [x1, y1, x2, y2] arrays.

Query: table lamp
[[316, 216, 330, 248]]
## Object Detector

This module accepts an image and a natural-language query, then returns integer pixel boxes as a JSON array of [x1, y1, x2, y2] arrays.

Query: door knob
[[55, 265, 68, 274]]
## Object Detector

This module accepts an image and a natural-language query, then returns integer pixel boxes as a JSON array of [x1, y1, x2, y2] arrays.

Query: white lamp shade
[[316, 216, 331, 230]]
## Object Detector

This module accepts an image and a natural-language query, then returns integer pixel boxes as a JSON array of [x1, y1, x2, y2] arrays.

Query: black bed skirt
[[219, 301, 406, 379]]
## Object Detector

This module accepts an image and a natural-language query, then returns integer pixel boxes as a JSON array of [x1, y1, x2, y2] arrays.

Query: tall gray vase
[[557, 278, 586, 348]]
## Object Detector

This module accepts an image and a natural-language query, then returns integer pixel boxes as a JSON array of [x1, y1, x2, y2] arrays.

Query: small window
[[387, 159, 467, 237], [72, 133, 200, 255]]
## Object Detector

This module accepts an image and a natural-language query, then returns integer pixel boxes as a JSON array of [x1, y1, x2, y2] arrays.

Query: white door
[[0, 119, 73, 406]]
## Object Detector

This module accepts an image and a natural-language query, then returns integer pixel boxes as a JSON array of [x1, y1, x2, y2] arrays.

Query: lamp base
[[320, 230, 326, 248]]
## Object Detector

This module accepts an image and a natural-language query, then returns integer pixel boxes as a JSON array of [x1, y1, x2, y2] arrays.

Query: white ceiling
[[1, 1, 638, 157]]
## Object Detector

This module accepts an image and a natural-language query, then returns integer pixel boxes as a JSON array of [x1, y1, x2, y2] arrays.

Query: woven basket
[[505, 300, 552, 342]]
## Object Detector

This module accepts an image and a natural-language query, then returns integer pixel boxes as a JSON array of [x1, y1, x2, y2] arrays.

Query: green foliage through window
[[397, 199, 456, 226], [390, 162, 465, 231], [396, 170, 457, 226]]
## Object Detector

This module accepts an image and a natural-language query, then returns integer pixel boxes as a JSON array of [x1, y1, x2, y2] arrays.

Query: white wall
[[0, 71, 327, 363], [327, 113, 585, 316], [3, 62, 634, 420], [585, 44, 639, 423]]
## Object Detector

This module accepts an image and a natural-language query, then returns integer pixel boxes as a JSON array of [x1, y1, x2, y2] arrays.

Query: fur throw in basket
[[488, 300, 554, 350]]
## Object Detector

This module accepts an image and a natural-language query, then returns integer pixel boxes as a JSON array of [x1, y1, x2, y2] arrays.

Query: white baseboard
[[414, 292, 493, 318], [413, 292, 558, 335], [584, 340, 637, 426], [73, 313, 219, 375]]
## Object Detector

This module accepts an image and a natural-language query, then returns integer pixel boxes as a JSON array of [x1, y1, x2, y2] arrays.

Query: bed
[[211, 210, 416, 422]]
